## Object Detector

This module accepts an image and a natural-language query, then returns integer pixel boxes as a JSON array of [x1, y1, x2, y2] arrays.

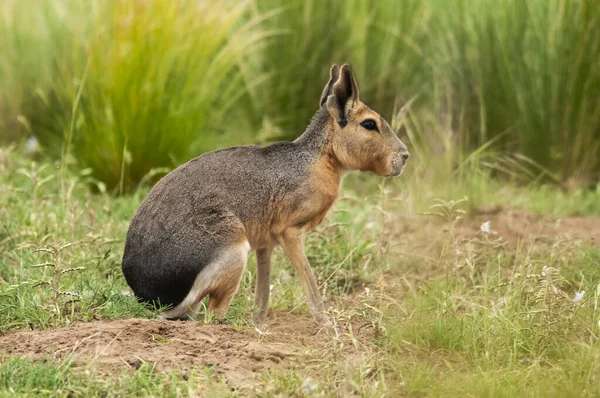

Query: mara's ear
[[325, 64, 360, 127], [319, 64, 340, 107]]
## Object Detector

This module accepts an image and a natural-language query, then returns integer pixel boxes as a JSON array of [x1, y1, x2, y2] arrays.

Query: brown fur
[[121, 64, 409, 326], [207, 263, 246, 315]]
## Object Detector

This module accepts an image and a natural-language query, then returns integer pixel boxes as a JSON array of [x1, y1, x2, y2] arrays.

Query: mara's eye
[[360, 119, 379, 132]]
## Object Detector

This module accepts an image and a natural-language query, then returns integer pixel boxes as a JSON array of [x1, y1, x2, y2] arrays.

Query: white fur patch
[[160, 241, 249, 320]]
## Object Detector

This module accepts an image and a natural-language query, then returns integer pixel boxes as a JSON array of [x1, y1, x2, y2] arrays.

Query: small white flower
[[25, 137, 39, 153], [541, 266, 549, 277], [278, 269, 292, 283], [480, 221, 491, 233], [364, 287, 370, 297], [302, 377, 318, 393], [573, 291, 585, 303]]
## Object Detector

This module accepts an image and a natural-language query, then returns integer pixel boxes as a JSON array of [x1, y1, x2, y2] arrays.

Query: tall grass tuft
[[433, 0, 600, 183], [3, 0, 263, 191], [0, 1, 92, 143]]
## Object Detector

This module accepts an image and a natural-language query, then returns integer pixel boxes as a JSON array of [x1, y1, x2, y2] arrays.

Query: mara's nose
[[401, 151, 410, 162]]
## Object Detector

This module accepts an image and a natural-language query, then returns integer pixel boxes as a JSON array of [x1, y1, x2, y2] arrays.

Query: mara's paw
[[252, 309, 268, 330], [316, 312, 344, 336]]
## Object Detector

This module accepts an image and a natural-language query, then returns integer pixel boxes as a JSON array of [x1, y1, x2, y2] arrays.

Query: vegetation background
[[1, 0, 599, 190], [1, 0, 600, 396]]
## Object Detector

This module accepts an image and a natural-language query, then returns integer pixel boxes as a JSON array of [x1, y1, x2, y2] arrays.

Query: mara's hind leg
[[160, 241, 250, 320], [206, 249, 248, 318], [160, 300, 204, 321]]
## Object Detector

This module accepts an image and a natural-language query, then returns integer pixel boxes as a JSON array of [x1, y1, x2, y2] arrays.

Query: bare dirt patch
[[391, 208, 600, 253], [460, 208, 600, 248], [0, 312, 375, 386], [385, 208, 600, 286]]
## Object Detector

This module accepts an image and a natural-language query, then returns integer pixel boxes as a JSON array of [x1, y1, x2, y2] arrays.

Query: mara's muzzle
[[388, 151, 410, 177]]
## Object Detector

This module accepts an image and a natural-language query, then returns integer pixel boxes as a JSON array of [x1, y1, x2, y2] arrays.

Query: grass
[[2, 0, 599, 188], [387, 239, 600, 396], [0, 154, 153, 332], [1, 0, 265, 192], [0, 357, 232, 397], [433, 0, 600, 184], [1, 146, 599, 396], [380, 194, 600, 396]]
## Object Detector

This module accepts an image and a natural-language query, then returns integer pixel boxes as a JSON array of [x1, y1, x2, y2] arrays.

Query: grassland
[[1, 146, 599, 397], [1, 0, 599, 396]]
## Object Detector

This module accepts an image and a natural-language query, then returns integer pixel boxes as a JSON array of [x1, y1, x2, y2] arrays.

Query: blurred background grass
[[0, 0, 599, 191]]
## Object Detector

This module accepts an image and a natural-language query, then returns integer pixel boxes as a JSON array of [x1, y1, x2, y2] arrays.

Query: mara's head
[[320, 64, 409, 177]]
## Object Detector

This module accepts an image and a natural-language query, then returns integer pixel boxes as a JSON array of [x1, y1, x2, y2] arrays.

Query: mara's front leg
[[253, 246, 273, 327], [278, 228, 328, 325]]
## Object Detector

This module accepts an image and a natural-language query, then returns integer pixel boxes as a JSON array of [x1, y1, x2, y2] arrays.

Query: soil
[[1, 208, 599, 386], [390, 208, 600, 254], [461, 207, 600, 248], [0, 312, 375, 387], [376, 207, 600, 293]]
